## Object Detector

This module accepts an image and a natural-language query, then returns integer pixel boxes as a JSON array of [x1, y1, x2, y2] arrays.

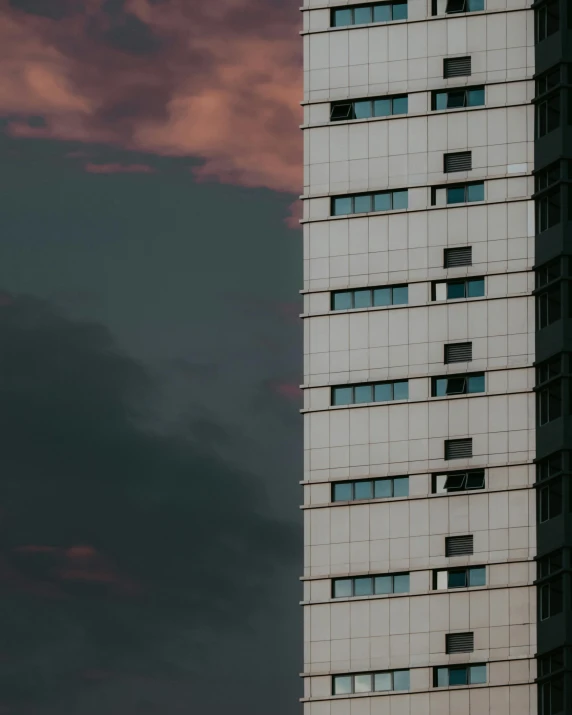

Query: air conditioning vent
[[445, 342, 473, 363], [445, 438, 473, 460], [444, 246, 472, 268], [444, 152, 472, 173], [444, 57, 472, 78], [446, 632, 475, 653], [446, 535, 474, 557]]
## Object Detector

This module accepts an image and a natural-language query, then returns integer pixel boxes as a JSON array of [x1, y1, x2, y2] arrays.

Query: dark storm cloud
[[8, 0, 82, 20], [0, 294, 298, 709], [87, 0, 165, 55]]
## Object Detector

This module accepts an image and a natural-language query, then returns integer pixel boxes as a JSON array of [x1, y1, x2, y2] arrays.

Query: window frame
[[431, 181, 485, 206], [332, 572, 410, 598], [331, 380, 409, 406], [332, 669, 410, 695], [431, 86, 485, 111], [331, 476, 410, 502], [331, 284, 409, 311], [433, 566, 486, 590], [330, 94, 409, 122], [432, 469, 485, 494], [431, 373, 485, 397], [330, 1, 408, 28], [331, 189, 409, 217], [432, 277, 485, 301], [433, 664, 487, 687]]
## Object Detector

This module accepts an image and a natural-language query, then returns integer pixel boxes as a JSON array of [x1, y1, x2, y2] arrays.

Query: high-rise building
[[302, 1, 570, 713]]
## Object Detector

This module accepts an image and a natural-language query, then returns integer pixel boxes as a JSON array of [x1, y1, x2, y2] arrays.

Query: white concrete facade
[[301, 1, 536, 713]]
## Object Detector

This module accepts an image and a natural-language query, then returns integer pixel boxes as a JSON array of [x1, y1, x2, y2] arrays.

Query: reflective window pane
[[354, 100, 373, 119], [447, 281, 466, 299], [332, 387, 353, 405], [333, 291, 353, 310], [333, 579, 353, 597], [434, 378, 448, 397], [449, 667, 468, 686], [468, 566, 486, 587], [393, 477, 409, 497], [373, 98, 392, 116], [354, 674, 372, 693], [467, 278, 485, 297], [466, 472, 485, 490], [444, 473, 466, 491], [333, 482, 353, 502], [354, 385, 373, 403], [373, 287, 391, 306], [354, 289, 372, 309], [354, 194, 372, 213], [354, 7, 372, 24], [374, 192, 391, 211], [354, 577, 374, 596], [374, 382, 392, 402], [392, 285, 408, 305], [469, 665, 487, 684], [332, 8, 353, 26], [374, 672, 392, 691], [392, 96, 408, 115], [393, 381, 409, 400], [392, 1, 408, 20], [374, 575, 392, 594], [448, 569, 468, 588], [374, 479, 393, 498], [447, 186, 466, 204], [446, 377, 466, 395], [392, 190, 409, 210], [333, 675, 352, 694], [468, 87, 485, 106], [354, 480, 373, 500], [467, 374, 485, 393], [373, 3, 392, 22], [436, 667, 449, 687], [333, 196, 352, 215], [467, 182, 484, 202], [393, 670, 410, 691], [331, 103, 353, 121], [434, 91, 448, 110], [393, 574, 410, 593], [467, 0, 484, 9]]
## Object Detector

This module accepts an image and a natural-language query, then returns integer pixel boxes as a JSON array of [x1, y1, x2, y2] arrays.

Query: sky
[[0, 1, 302, 713]]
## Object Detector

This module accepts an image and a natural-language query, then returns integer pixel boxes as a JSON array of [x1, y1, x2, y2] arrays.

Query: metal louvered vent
[[446, 535, 474, 557], [446, 632, 474, 653], [444, 57, 472, 78], [445, 342, 473, 363], [444, 152, 472, 173], [444, 246, 472, 267], [445, 438, 473, 460]]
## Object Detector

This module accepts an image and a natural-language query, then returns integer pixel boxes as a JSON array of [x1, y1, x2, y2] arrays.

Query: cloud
[[0, 0, 302, 193], [84, 161, 155, 173], [0, 294, 298, 709]]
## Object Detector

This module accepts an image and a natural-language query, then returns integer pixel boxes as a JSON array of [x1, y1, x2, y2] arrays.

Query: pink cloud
[[0, 0, 302, 194], [272, 382, 301, 401], [84, 162, 155, 174]]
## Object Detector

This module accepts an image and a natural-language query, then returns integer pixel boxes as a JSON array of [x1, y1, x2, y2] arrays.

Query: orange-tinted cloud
[[84, 162, 155, 173], [0, 0, 302, 193]]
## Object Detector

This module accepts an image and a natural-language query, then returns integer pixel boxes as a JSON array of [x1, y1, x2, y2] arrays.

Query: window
[[444, 247, 472, 268], [536, 0, 560, 42], [434, 566, 486, 590], [331, 1, 407, 27], [332, 190, 408, 216], [446, 535, 474, 556], [332, 572, 410, 598], [332, 284, 408, 310], [331, 95, 408, 122], [537, 454, 565, 523], [446, 632, 474, 654], [536, 162, 561, 193], [432, 182, 484, 205], [432, 0, 484, 15], [445, 438, 473, 460], [537, 283, 561, 329], [444, 152, 472, 173], [444, 57, 472, 78], [537, 186, 561, 231], [538, 649, 565, 715], [444, 342, 473, 364], [432, 469, 485, 494], [332, 670, 410, 695], [538, 550, 564, 621], [536, 357, 563, 425], [434, 664, 487, 687], [432, 373, 485, 397], [432, 86, 485, 110], [331, 380, 409, 406], [332, 476, 409, 502], [536, 67, 562, 137], [433, 277, 484, 301], [537, 259, 561, 289]]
